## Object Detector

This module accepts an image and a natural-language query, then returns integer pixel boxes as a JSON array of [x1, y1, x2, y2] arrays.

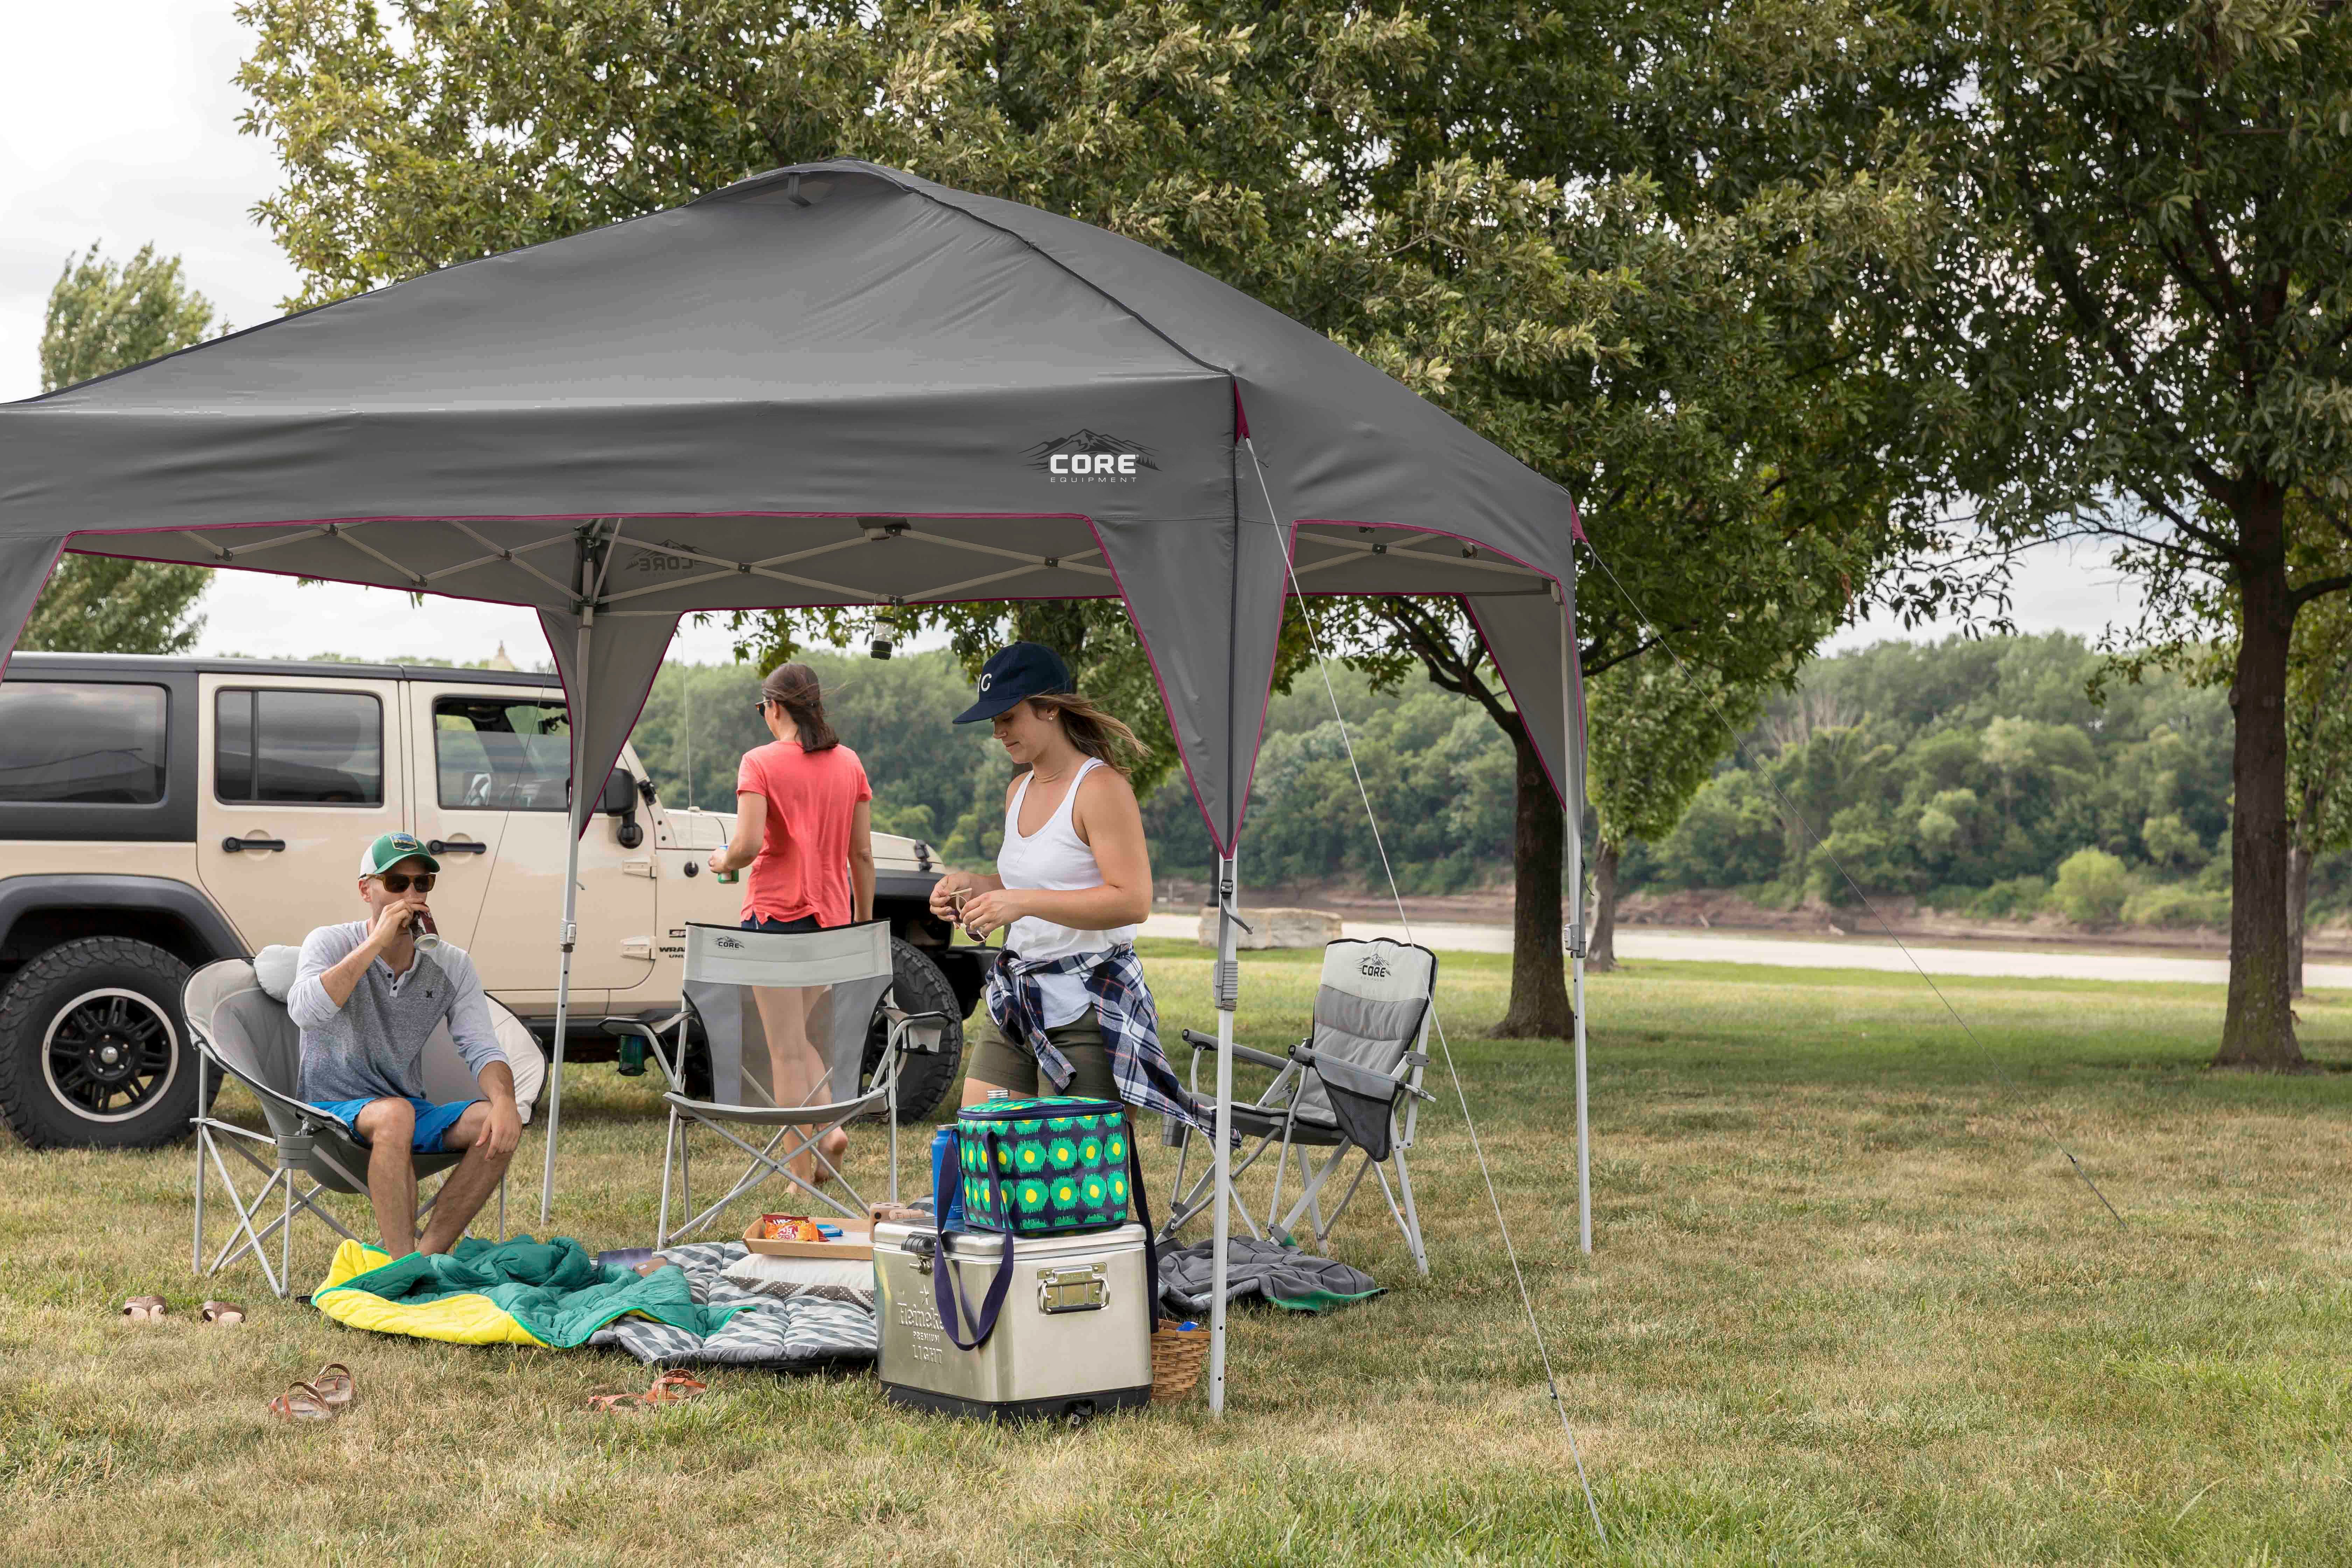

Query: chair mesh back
[[681, 922, 895, 1107], [184, 960, 310, 1141], [1294, 939, 1437, 1126]]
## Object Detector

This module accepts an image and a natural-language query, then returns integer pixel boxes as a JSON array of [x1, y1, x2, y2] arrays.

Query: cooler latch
[[1037, 1264, 1107, 1314]]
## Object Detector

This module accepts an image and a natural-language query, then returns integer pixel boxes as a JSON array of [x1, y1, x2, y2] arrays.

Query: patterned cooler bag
[[935, 1095, 1157, 1348]]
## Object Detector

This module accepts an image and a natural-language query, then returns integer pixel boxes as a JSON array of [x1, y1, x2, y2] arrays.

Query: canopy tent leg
[[1560, 586, 1591, 1254], [1207, 853, 1239, 1416], [537, 597, 595, 1224]]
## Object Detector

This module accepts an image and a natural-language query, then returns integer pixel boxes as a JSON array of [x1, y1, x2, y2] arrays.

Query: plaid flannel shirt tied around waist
[[983, 945, 1210, 1133]]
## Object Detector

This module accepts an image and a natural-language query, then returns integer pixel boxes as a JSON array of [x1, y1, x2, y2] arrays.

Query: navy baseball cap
[[953, 642, 1074, 723]]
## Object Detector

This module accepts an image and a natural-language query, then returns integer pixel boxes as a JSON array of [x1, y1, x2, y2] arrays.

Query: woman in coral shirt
[[708, 663, 873, 1180]]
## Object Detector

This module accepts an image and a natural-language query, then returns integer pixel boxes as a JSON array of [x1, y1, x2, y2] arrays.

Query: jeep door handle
[[428, 839, 488, 855], [221, 836, 287, 853]]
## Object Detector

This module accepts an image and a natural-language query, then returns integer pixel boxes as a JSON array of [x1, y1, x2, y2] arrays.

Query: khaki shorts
[[965, 1009, 1117, 1101]]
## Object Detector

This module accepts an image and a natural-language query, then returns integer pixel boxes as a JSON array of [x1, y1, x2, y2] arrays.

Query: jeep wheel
[[863, 938, 965, 1123], [0, 938, 200, 1150]]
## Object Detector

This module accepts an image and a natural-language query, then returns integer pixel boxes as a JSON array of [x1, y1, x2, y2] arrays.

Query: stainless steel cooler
[[872, 1219, 1153, 1421]]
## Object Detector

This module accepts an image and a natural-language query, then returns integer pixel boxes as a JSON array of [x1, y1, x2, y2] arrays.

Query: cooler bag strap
[[1125, 1124, 1160, 1330], [931, 1124, 1019, 1349], [932, 1228, 1016, 1351]]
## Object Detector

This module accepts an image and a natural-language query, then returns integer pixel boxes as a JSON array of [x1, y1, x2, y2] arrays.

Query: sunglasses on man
[[370, 871, 436, 894]]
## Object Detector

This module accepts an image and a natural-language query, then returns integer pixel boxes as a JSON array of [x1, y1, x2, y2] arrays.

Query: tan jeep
[[0, 653, 979, 1149]]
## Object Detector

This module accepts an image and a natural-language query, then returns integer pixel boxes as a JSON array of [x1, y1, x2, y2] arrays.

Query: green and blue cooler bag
[[934, 1095, 1157, 1350], [957, 1097, 1133, 1233]]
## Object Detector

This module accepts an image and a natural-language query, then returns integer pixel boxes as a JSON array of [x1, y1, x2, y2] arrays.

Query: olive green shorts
[[965, 1009, 1117, 1101]]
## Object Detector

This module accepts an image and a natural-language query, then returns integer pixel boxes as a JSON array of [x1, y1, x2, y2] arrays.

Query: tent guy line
[[1575, 542, 2127, 1230], [1243, 436, 1610, 1546]]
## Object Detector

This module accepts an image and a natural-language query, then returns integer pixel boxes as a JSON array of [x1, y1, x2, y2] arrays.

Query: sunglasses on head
[[373, 871, 436, 894]]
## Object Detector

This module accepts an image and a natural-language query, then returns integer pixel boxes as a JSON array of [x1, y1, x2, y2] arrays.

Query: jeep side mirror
[[601, 768, 636, 815], [602, 768, 644, 849]]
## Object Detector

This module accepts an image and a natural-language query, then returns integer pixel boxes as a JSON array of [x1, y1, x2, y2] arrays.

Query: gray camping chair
[[1163, 938, 1437, 1273], [649, 920, 949, 1246], [186, 952, 546, 1298]]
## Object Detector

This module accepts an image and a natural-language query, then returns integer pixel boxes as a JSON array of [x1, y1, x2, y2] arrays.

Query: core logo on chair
[[1358, 954, 1391, 978]]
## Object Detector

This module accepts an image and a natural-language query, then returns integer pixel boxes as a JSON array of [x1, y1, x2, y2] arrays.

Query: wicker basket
[[1150, 1323, 1210, 1402]]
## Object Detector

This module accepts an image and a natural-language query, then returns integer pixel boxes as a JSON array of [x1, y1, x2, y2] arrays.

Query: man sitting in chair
[[288, 833, 523, 1256]]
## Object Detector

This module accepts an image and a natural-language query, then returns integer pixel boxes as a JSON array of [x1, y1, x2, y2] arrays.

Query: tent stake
[[1207, 853, 1239, 1415]]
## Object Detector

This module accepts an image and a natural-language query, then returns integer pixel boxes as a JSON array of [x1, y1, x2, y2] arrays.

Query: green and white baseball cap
[[358, 831, 440, 877]]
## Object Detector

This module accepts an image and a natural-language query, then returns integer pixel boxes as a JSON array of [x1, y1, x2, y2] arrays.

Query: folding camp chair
[[647, 920, 950, 1246], [1162, 938, 1437, 1273], [187, 953, 546, 1298]]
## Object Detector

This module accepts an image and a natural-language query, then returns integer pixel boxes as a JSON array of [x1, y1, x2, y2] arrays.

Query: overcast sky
[[3, 2, 2143, 669]]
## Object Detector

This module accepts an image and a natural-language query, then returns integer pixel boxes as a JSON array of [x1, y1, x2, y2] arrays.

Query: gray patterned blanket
[[588, 1241, 878, 1368]]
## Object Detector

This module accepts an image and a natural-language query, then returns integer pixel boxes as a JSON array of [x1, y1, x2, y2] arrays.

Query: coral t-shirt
[[734, 741, 872, 927]]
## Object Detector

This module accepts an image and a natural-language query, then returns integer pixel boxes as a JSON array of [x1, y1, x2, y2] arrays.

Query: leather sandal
[[120, 1295, 166, 1322], [201, 1300, 247, 1325], [309, 1363, 355, 1409], [268, 1381, 337, 1422]]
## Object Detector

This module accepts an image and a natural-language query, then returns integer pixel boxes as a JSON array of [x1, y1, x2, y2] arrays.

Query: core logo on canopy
[[1024, 430, 1158, 482]]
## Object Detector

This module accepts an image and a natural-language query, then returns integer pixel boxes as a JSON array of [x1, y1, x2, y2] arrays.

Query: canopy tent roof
[[0, 159, 1585, 852]]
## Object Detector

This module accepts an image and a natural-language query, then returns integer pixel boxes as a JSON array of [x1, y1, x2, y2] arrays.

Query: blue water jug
[[929, 1126, 966, 1231]]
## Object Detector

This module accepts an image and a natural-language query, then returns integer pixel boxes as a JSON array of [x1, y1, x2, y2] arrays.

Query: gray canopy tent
[[0, 160, 1590, 1412]]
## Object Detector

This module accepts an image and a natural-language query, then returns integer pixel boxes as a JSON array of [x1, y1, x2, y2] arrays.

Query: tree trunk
[[1586, 838, 1622, 972], [2215, 489, 2304, 1069], [2287, 840, 2310, 1000], [1492, 720, 1574, 1037]]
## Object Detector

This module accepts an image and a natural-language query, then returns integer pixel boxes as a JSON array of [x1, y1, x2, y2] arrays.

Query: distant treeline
[[1628, 632, 2349, 928], [624, 634, 2342, 929]]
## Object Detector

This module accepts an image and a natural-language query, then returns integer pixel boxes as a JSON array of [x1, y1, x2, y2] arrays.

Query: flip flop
[[643, 1371, 707, 1405], [586, 1392, 648, 1412], [120, 1295, 166, 1322], [201, 1300, 247, 1326], [268, 1381, 337, 1423], [309, 1363, 355, 1410]]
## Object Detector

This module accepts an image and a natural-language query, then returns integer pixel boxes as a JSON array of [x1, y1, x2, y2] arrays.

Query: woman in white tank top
[[930, 644, 1203, 1129]]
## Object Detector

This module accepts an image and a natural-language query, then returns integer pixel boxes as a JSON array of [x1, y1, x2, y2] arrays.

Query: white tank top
[[997, 757, 1133, 1027]]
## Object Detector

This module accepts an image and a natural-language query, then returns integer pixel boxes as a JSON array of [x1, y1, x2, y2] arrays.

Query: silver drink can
[[410, 910, 441, 951]]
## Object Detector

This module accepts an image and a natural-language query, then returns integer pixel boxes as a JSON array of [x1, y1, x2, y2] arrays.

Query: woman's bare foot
[[808, 1127, 850, 1186]]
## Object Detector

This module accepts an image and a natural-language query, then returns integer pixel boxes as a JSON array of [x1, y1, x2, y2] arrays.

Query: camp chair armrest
[[885, 1009, 954, 1052], [601, 1018, 657, 1040], [1291, 1046, 1434, 1103], [1179, 1029, 1289, 1071]]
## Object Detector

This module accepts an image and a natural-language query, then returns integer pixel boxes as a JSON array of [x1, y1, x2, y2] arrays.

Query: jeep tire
[[864, 938, 966, 1123], [0, 938, 205, 1150]]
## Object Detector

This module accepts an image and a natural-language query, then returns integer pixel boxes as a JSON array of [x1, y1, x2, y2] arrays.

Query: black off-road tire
[[863, 939, 966, 1124], [0, 938, 204, 1150]]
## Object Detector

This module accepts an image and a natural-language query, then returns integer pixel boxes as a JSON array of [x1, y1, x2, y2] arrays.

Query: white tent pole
[[1559, 584, 1590, 1255], [537, 564, 596, 1225], [1207, 852, 1239, 1415]]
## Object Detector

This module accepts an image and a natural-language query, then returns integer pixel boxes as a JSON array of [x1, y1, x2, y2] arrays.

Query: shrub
[[2050, 848, 2132, 925], [1972, 875, 2051, 919], [2121, 883, 2231, 929]]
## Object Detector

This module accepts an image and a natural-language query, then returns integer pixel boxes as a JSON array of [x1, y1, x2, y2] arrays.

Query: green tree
[[21, 244, 216, 653], [1577, 659, 1764, 971], [1781, 2, 2352, 1066], [2285, 588, 2352, 995]]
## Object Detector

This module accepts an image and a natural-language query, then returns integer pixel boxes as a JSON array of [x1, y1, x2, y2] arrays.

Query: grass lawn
[[4, 941, 2350, 1564]]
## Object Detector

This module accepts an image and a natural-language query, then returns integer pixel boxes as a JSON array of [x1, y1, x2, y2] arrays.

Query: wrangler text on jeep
[[0, 655, 982, 1149]]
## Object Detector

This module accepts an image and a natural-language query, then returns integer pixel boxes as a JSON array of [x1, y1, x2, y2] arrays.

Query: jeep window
[[0, 682, 168, 804], [434, 698, 570, 810], [215, 690, 384, 805]]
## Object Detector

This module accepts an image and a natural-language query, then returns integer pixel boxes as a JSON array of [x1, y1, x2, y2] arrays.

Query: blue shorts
[[315, 1097, 479, 1153]]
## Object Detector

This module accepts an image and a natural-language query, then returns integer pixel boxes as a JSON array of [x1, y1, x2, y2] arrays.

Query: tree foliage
[[20, 244, 217, 655]]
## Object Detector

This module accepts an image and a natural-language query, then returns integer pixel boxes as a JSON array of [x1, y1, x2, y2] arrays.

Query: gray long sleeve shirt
[[290, 921, 505, 1104]]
